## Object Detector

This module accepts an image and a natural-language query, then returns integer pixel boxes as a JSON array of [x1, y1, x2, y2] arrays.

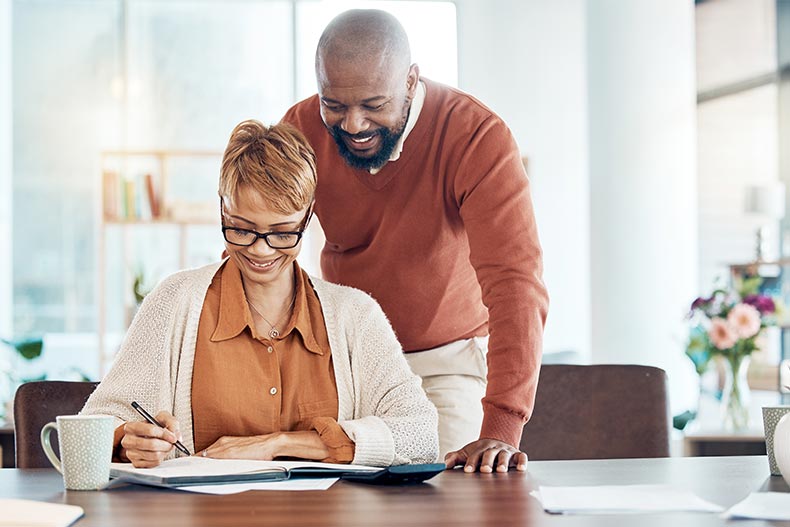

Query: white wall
[[455, 0, 699, 413], [1, 0, 12, 339], [455, 0, 591, 361], [587, 0, 699, 412]]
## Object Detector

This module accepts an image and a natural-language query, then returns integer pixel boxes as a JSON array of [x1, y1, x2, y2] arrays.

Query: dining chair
[[13, 380, 100, 468], [520, 364, 670, 460]]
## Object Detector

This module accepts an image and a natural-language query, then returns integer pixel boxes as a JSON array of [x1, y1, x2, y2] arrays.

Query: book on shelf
[[110, 457, 445, 487], [103, 171, 164, 221], [144, 173, 161, 218], [102, 170, 120, 220]]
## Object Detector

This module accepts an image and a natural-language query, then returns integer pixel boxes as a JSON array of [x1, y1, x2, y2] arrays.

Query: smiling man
[[282, 9, 548, 473]]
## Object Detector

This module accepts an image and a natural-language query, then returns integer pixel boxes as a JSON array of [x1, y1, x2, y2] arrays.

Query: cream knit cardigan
[[82, 262, 439, 466]]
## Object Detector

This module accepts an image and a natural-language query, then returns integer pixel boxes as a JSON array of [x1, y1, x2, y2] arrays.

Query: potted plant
[[0, 336, 44, 422]]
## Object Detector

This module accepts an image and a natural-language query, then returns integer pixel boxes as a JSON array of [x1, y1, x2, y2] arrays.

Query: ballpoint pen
[[130, 401, 191, 456]]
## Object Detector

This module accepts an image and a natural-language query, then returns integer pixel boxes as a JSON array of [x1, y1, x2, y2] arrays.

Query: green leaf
[[12, 338, 44, 360], [738, 276, 763, 296], [686, 327, 712, 375], [20, 373, 47, 383], [673, 410, 697, 431]]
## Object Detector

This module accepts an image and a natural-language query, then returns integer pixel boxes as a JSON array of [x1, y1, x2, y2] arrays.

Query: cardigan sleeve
[[336, 292, 439, 466], [80, 271, 199, 456]]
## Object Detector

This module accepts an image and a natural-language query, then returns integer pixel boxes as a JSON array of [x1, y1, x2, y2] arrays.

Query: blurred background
[[1, 0, 789, 434]]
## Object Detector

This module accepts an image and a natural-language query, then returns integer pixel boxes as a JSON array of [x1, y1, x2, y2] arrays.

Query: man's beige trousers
[[405, 336, 488, 460]]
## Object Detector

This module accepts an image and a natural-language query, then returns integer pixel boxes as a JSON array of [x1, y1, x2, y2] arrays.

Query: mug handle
[[40, 422, 63, 474]]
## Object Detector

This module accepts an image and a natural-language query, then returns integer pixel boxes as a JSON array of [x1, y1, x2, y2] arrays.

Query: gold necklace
[[248, 292, 296, 339]]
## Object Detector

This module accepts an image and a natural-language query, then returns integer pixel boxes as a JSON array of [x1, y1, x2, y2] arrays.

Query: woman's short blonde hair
[[219, 120, 317, 214]]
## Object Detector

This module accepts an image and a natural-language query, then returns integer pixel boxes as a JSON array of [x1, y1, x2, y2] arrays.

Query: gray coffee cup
[[41, 414, 115, 490]]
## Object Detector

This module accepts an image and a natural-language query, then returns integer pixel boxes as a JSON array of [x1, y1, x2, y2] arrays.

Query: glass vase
[[720, 354, 751, 431]]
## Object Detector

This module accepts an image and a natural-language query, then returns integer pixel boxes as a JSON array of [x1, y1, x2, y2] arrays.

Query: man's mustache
[[332, 128, 381, 141]]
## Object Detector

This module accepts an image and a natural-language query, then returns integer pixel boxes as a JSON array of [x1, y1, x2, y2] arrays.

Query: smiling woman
[[80, 119, 439, 469]]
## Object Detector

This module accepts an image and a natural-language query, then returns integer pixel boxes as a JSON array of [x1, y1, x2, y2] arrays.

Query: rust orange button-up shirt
[[191, 259, 354, 463]]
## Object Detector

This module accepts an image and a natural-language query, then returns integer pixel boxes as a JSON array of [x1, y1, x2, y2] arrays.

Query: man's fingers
[[444, 450, 464, 469], [478, 448, 499, 473], [463, 448, 486, 473], [513, 451, 528, 471], [496, 450, 513, 473]]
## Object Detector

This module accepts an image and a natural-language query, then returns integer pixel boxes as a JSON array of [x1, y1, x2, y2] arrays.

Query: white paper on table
[[0, 499, 84, 526], [721, 492, 790, 520], [175, 478, 339, 494], [531, 484, 723, 514]]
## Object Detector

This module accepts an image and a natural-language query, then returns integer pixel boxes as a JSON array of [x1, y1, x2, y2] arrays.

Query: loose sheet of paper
[[175, 478, 339, 494], [531, 484, 723, 514], [722, 492, 790, 520], [0, 499, 84, 527]]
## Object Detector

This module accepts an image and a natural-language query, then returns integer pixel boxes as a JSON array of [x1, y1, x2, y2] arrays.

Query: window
[[7, 0, 458, 381]]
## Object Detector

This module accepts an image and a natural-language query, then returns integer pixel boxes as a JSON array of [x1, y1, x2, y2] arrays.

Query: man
[[282, 9, 548, 473]]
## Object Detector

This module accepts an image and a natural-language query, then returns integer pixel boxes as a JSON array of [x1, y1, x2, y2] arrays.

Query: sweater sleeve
[[453, 116, 549, 448], [80, 272, 196, 456], [335, 292, 439, 466]]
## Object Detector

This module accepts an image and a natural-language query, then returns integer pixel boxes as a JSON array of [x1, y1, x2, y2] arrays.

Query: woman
[[82, 120, 438, 468]]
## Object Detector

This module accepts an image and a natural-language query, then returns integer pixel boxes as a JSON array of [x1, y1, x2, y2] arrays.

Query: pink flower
[[708, 318, 737, 350], [727, 303, 762, 339]]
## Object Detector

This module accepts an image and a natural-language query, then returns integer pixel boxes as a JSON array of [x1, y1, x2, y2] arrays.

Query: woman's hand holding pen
[[120, 410, 183, 468]]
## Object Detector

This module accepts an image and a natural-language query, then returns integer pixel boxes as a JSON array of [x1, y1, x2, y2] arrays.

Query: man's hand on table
[[444, 438, 528, 473]]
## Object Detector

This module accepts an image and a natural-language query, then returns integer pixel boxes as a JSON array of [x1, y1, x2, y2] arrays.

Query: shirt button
[[269, 387, 277, 396], [267, 346, 273, 353]]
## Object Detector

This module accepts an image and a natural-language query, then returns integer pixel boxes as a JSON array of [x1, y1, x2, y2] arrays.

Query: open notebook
[[110, 457, 444, 487]]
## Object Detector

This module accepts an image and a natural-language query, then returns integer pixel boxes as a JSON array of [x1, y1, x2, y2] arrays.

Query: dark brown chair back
[[520, 364, 670, 460], [13, 380, 100, 468]]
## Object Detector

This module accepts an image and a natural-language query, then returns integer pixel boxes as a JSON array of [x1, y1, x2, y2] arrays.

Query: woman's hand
[[200, 431, 330, 461], [444, 439, 528, 473], [120, 411, 182, 468], [199, 433, 284, 460]]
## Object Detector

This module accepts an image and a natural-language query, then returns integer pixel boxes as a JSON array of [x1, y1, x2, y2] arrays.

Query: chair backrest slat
[[13, 380, 100, 468], [521, 364, 670, 460]]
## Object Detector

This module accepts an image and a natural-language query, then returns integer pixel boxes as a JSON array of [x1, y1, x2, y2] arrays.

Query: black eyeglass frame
[[220, 199, 313, 249]]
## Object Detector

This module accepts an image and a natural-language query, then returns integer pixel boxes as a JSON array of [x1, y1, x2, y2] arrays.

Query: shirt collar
[[211, 259, 252, 342], [369, 79, 426, 175], [210, 260, 323, 355], [276, 262, 323, 355]]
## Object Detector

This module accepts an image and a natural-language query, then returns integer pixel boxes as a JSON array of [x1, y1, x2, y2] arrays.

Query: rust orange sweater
[[283, 78, 548, 447]]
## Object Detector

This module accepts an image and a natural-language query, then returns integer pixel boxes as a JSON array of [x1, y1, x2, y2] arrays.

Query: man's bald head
[[313, 9, 420, 171], [316, 9, 411, 76]]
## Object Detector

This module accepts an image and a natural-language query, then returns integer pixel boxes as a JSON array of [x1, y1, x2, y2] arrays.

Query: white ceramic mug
[[774, 412, 790, 486], [40, 414, 115, 490]]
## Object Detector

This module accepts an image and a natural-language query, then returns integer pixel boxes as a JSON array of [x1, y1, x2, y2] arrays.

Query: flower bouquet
[[686, 276, 778, 430]]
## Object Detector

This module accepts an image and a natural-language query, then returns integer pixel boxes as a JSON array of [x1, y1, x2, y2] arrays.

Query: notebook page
[[0, 499, 84, 527]]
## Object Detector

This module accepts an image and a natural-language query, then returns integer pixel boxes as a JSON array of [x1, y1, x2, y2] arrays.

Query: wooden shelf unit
[[96, 150, 222, 376]]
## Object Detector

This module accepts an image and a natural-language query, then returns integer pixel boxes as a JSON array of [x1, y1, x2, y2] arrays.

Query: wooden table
[[0, 456, 787, 526]]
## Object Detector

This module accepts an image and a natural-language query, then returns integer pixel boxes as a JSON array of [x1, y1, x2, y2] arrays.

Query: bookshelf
[[96, 150, 222, 375]]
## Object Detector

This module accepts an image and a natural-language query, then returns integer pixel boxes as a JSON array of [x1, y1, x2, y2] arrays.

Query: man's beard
[[329, 113, 409, 171]]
